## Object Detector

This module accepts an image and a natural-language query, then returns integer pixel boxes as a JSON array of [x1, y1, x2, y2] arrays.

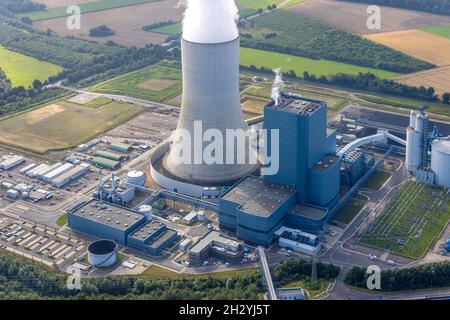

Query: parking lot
[[0, 221, 86, 267]]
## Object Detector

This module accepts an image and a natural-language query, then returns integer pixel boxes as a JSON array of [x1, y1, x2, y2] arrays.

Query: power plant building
[[218, 95, 341, 244], [68, 200, 177, 255]]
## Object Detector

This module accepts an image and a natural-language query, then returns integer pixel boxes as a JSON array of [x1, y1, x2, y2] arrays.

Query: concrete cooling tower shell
[[164, 37, 257, 184], [431, 139, 450, 188]]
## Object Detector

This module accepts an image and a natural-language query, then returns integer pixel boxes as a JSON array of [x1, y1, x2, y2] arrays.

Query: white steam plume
[[271, 68, 284, 106], [181, 0, 239, 44]]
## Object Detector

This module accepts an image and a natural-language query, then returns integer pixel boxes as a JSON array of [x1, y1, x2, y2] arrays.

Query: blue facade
[[127, 226, 178, 256], [263, 95, 339, 205], [308, 156, 340, 207], [68, 211, 146, 246]]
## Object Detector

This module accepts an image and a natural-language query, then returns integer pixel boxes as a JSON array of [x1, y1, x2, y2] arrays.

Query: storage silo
[[126, 170, 146, 186], [87, 239, 118, 268], [406, 127, 422, 172], [137, 205, 153, 219], [431, 139, 450, 188]]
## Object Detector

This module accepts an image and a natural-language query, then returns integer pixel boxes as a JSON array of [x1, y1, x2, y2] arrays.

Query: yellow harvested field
[[394, 66, 450, 96], [35, 0, 183, 47], [290, 0, 450, 35], [365, 30, 450, 66]]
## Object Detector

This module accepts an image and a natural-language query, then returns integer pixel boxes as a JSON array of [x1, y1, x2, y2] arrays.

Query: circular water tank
[[431, 139, 450, 188], [137, 205, 153, 218], [126, 170, 146, 186], [87, 239, 118, 268]]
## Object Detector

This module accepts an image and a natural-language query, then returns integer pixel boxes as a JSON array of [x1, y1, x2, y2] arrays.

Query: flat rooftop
[[269, 96, 324, 116], [149, 229, 177, 249], [128, 219, 166, 242], [70, 200, 145, 231], [311, 155, 340, 172], [190, 231, 239, 254], [222, 176, 295, 217], [288, 204, 328, 221]]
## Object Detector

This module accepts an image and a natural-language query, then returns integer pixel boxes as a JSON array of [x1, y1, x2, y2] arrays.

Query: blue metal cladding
[[218, 198, 239, 231], [68, 212, 147, 245], [263, 97, 336, 203], [285, 212, 327, 233], [308, 158, 341, 207], [127, 232, 178, 256], [218, 191, 296, 245]]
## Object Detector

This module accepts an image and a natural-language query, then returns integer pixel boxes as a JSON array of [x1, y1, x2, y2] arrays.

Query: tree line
[[0, 250, 343, 300], [240, 64, 450, 104], [339, 0, 450, 16], [345, 261, 450, 291], [142, 20, 176, 31], [0, 0, 45, 16]]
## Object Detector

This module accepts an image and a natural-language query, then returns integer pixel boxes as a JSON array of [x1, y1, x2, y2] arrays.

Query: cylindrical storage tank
[[409, 111, 416, 128], [415, 115, 424, 133], [431, 139, 450, 188], [126, 170, 146, 186], [406, 128, 421, 172], [137, 204, 153, 219], [87, 239, 118, 268]]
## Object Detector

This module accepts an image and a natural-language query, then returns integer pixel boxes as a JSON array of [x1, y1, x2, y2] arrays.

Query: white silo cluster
[[431, 138, 450, 188], [405, 110, 429, 173]]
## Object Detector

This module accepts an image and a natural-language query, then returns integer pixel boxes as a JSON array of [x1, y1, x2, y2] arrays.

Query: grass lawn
[[240, 48, 399, 79], [19, 0, 160, 21], [333, 195, 368, 225], [141, 264, 259, 280], [421, 24, 450, 40], [284, 278, 331, 299], [360, 182, 450, 259], [363, 170, 391, 190], [84, 97, 113, 108], [56, 213, 68, 227], [0, 46, 63, 88], [91, 64, 181, 103], [0, 99, 144, 154]]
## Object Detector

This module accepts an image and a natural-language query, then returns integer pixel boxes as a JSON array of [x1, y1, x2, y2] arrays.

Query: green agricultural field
[[20, 0, 160, 21], [421, 24, 450, 40], [0, 46, 63, 88], [91, 64, 182, 103], [239, 10, 433, 74], [240, 48, 399, 79], [150, 22, 181, 35], [0, 100, 143, 154], [360, 182, 450, 259]]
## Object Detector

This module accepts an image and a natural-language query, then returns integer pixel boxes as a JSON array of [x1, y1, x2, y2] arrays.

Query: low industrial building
[[94, 176, 136, 205], [52, 163, 90, 187], [109, 143, 131, 154], [0, 155, 25, 170], [276, 287, 305, 300], [43, 163, 75, 182], [274, 226, 320, 256], [188, 231, 244, 266], [127, 220, 178, 256], [68, 200, 178, 255], [92, 156, 120, 170], [95, 150, 124, 162]]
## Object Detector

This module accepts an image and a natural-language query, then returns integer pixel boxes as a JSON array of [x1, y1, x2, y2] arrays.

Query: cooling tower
[[163, 37, 256, 184]]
